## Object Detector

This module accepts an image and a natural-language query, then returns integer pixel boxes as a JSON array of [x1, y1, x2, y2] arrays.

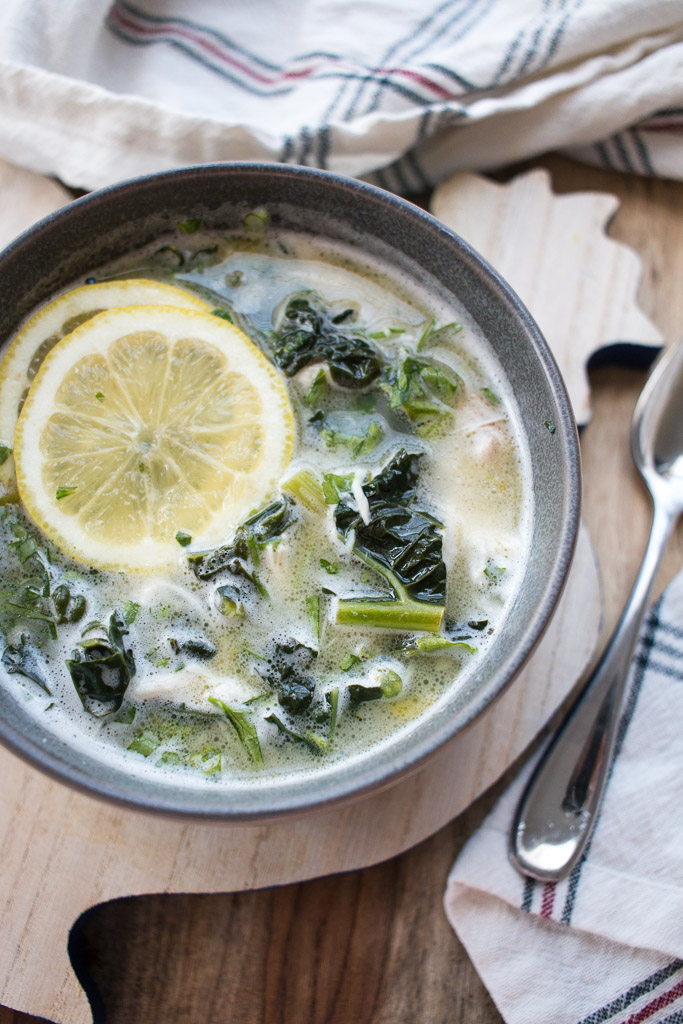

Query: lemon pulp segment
[[14, 306, 294, 570], [0, 279, 211, 501]]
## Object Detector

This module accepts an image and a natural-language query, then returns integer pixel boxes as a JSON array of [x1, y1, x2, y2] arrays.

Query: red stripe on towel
[[111, 5, 458, 100], [539, 882, 556, 918], [624, 977, 683, 1023]]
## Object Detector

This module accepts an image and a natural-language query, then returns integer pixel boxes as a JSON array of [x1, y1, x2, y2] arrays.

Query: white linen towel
[[0, 0, 680, 193], [445, 568, 683, 1024]]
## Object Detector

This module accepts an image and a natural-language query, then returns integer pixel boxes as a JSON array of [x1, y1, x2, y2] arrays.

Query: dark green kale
[[360, 448, 421, 505], [348, 669, 402, 707], [66, 610, 135, 716], [335, 450, 446, 605], [51, 583, 86, 624], [272, 296, 383, 388], [333, 450, 446, 631], [256, 639, 317, 714], [1, 634, 51, 694], [174, 637, 217, 662], [188, 497, 296, 598]]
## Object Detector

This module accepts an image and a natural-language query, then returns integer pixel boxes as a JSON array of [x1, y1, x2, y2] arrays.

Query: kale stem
[[335, 599, 444, 632], [281, 467, 327, 513], [352, 549, 410, 602]]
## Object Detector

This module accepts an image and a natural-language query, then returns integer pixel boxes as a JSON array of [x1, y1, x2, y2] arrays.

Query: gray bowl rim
[[0, 161, 581, 821]]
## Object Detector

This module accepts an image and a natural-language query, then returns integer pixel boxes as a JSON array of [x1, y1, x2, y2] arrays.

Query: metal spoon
[[510, 339, 683, 882]]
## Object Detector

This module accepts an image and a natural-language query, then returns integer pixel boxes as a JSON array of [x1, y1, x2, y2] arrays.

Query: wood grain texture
[[1, 155, 682, 1024], [431, 168, 662, 425]]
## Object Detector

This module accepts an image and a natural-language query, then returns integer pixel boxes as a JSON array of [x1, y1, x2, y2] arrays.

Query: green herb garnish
[[321, 473, 354, 505], [340, 653, 361, 672], [176, 217, 203, 234], [377, 668, 402, 696], [243, 208, 269, 234], [211, 307, 234, 323], [127, 730, 161, 757], [215, 585, 244, 618], [483, 564, 506, 584], [209, 696, 264, 765], [113, 706, 136, 725], [122, 601, 141, 625], [265, 712, 327, 755], [326, 688, 339, 741], [306, 594, 320, 643], [310, 412, 384, 458], [304, 368, 327, 408], [402, 635, 477, 656]]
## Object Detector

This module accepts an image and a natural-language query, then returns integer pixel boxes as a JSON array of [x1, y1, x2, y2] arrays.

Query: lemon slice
[[0, 279, 211, 501], [14, 305, 294, 571]]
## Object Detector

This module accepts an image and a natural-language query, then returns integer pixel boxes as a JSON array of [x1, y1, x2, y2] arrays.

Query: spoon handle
[[510, 500, 675, 882]]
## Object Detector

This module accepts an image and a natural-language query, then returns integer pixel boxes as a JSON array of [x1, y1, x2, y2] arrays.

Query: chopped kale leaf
[[310, 412, 384, 458], [176, 637, 217, 662], [188, 496, 296, 589], [272, 295, 383, 388], [265, 712, 327, 754], [335, 451, 446, 606], [66, 610, 135, 716], [257, 639, 317, 714], [2, 634, 51, 694], [209, 696, 263, 765]]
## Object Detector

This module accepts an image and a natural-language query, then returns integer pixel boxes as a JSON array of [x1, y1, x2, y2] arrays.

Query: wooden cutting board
[[0, 160, 660, 1024]]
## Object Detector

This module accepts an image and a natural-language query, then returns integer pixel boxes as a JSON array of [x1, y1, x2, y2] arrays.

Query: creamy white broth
[[0, 225, 531, 785]]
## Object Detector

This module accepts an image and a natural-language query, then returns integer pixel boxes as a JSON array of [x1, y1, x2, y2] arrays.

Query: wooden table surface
[[1, 155, 682, 1024]]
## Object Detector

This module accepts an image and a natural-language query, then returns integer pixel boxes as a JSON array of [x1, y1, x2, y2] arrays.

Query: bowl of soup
[[0, 163, 580, 820]]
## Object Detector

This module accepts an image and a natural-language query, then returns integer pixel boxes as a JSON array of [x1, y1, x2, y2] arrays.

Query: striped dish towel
[[444, 568, 683, 1024], [0, 0, 680, 193]]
